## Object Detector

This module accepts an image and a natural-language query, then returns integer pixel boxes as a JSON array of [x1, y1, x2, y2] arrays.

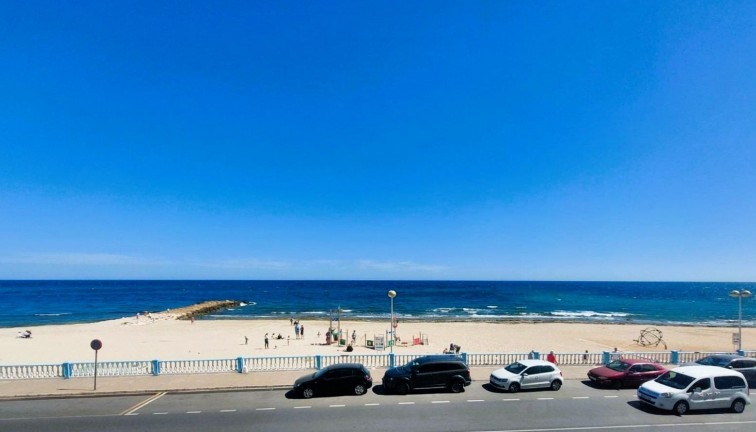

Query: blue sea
[[1, 280, 754, 328]]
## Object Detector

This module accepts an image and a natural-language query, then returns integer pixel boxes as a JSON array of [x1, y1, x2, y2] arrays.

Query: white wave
[[486, 305, 498, 309], [551, 310, 631, 318], [432, 307, 455, 313], [34, 313, 71, 316]]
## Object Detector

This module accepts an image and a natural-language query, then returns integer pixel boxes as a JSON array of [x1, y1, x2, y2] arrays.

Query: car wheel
[[302, 387, 314, 399], [354, 384, 367, 396], [509, 382, 520, 393], [731, 398, 746, 413], [449, 380, 464, 393], [673, 401, 689, 416], [550, 380, 562, 391], [612, 380, 623, 390], [396, 382, 410, 395]]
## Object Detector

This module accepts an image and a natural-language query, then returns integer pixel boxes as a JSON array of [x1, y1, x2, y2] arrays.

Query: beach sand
[[2, 314, 753, 364]]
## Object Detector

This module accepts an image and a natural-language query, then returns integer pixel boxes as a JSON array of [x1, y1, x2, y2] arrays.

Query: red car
[[587, 358, 667, 389]]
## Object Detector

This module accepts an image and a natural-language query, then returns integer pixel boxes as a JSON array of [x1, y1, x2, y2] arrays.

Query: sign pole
[[90, 339, 103, 391]]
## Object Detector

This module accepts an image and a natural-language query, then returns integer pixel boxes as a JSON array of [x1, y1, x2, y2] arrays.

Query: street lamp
[[388, 290, 397, 353], [729, 289, 752, 351]]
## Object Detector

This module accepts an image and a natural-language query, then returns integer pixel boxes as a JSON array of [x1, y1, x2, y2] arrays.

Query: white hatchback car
[[637, 365, 751, 415], [489, 359, 563, 393]]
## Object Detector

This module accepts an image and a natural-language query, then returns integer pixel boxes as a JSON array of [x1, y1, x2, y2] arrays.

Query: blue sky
[[1, 1, 755, 280]]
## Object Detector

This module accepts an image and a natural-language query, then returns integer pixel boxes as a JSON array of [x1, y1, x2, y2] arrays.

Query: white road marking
[[186, 411, 202, 414], [329, 404, 345, 408], [537, 398, 554, 400], [125, 413, 139, 416], [256, 408, 275, 411], [120, 391, 167, 416], [467, 399, 485, 402], [431, 400, 450, 404], [502, 398, 520, 401], [153, 412, 168, 415], [293, 406, 311, 409], [603, 395, 619, 398], [364, 403, 380, 406], [219, 409, 236, 413], [571, 397, 590, 399], [398, 402, 415, 405]]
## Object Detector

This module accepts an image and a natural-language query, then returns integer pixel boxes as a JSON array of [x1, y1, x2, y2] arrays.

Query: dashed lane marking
[[293, 406, 311, 409], [153, 412, 168, 415], [219, 410, 236, 413], [256, 408, 275, 411], [502, 398, 520, 401], [603, 395, 619, 398], [329, 404, 345, 408], [431, 401, 450, 404], [364, 403, 380, 406], [467, 400, 485, 402], [398, 402, 415, 405], [186, 411, 202, 414], [572, 397, 590, 399], [537, 398, 555, 400]]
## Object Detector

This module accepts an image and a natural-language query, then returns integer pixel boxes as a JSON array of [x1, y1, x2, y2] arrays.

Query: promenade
[[0, 365, 595, 400]]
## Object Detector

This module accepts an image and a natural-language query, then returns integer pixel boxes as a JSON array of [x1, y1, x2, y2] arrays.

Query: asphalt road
[[1, 383, 755, 432]]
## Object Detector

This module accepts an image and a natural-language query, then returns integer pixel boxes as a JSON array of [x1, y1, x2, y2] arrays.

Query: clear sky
[[1, 1, 755, 281]]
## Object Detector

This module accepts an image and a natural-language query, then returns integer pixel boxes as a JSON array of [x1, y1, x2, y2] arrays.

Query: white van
[[637, 365, 751, 415]]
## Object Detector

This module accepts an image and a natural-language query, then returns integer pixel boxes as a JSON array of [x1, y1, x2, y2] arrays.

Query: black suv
[[293, 363, 373, 398], [382, 355, 471, 394]]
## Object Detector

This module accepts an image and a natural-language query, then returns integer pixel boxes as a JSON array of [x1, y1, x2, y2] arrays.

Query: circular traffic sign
[[90, 339, 102, 351]]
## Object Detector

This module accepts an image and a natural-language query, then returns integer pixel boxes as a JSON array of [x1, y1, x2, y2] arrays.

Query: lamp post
[[388, 290, 397, 353], [729, 289, 752, 351]]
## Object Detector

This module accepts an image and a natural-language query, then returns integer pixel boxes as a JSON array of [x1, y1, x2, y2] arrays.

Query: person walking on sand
[[294, 323, 300, 339], [546, 350, 558, 365], [244, 336, 248, 345], [264, 333, 269, 349], [300, 324, 304, 338]]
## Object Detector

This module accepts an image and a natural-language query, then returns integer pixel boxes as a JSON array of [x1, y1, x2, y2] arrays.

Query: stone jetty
[[166, 300, 241, 320]]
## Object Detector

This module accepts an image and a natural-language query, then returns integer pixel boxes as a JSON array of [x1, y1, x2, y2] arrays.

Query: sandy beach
[[2, 312, 753, 365]]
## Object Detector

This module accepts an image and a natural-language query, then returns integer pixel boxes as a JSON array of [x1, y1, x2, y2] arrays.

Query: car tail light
[[365, 375, 372, 382]]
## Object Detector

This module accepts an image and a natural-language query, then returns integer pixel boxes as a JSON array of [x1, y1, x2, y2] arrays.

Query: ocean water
[[0, 280, 754, 328]]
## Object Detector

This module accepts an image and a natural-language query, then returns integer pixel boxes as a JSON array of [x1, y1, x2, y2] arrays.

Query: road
[[1, 383, 754, 432]]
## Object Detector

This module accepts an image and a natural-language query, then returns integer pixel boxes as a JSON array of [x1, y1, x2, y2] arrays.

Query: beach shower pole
[[388, 290, 396, 353], [729, 289, 752, 351]]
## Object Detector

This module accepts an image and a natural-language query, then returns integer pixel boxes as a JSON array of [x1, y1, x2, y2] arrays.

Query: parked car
[[587, 358, 667, 389], [638, 365, 751, 415], [489, 359, 563, 393], [382, 355, 471, 394], [292, 363, 372, 398], [685, 354, 756, 387]]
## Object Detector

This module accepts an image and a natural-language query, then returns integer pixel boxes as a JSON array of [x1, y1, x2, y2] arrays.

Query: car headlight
[[660, 392, 673, 398]]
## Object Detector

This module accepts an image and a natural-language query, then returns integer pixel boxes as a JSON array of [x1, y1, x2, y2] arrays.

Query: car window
[[690, 378, 710, 391], [629, 365, 643, 372], [505, 362, 527, 374], [541, 365, 555, 373], [606, 360, 630, 372], [714, 376, 746, 390], [743, 360, 756, 368], [696, 356, 729, 367], [641, 364, 658, 372], [656, 371, 695, 390]]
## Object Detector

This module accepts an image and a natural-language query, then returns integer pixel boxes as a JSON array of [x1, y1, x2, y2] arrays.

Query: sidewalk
[[0, 366, 595, 400]]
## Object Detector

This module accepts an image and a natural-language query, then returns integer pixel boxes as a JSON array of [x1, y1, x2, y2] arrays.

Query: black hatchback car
[[293, 363, 373, 398], [687, 354, 756, 387], [382, 355, 471, 394]]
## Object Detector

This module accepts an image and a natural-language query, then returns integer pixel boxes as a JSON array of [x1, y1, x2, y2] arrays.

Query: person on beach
[[244, 336, 248, 345], [264, 333, 269, 349], [352, 330, 357, 345], [546, 350, 558, 365], [300, 324, 304, 338], [294, 323, 300, 339]]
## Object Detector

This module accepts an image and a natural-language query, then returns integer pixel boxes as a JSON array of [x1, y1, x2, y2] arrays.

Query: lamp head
[[388, 290, 397, 299]]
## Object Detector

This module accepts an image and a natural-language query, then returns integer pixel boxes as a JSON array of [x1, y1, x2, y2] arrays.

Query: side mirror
[[521, 373, 529, 377], [691, 387, 702, 393]]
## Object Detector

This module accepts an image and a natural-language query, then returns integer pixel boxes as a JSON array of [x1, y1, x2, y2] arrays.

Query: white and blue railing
[[1, 349, 754, 380]]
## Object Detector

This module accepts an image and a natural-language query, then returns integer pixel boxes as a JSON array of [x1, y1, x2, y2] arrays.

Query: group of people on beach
[[16, 330, 32, 339]]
